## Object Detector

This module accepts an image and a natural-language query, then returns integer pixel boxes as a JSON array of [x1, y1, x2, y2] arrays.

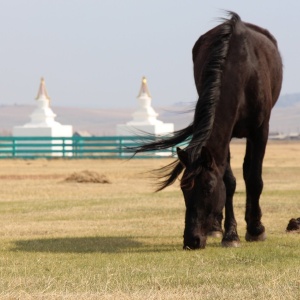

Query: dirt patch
[[65, 170, 111, 184], [286, 217, 300, 233]]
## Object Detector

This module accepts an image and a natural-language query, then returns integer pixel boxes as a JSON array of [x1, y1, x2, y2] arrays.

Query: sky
[[0, 1, 299, 109]]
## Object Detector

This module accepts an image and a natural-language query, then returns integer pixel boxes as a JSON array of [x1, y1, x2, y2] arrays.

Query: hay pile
[[65, 170, 111, 184], [286, 217, 300, 233]]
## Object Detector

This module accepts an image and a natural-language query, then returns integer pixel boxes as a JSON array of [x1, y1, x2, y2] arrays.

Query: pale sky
[[0, 1, 299, 108]]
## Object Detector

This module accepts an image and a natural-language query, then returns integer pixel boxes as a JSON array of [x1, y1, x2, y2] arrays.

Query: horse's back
[[217, 17, 282, 138], [244, 22, 282, 104], [224, 19, 282, 103]]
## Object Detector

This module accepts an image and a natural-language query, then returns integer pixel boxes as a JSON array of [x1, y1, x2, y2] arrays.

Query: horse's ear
[[200, 146, 214, 169], [177, 147, 188, 167]]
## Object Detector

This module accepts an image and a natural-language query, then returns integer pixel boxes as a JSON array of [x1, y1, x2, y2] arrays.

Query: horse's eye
[[202, 180, 215, 195], [202, 188, 212, 196]]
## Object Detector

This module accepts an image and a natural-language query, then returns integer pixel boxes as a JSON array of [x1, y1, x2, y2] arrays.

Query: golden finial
[[137, 76, 151, 98]]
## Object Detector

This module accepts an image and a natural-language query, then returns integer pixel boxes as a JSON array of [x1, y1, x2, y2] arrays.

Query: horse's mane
[[134, 12, 241, 191], [187, 12, 240, 160]]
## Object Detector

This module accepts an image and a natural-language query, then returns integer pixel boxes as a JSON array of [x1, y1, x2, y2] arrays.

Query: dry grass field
[[0, 140, 299, 299]]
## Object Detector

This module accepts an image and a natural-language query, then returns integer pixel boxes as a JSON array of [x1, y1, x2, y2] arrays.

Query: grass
[[0, 141, 299, 299]]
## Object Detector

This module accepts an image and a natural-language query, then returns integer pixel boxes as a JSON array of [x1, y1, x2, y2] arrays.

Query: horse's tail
[[131, 123, 192, 191], [154, 159, 184, 191], [133, 123, 193, 154]]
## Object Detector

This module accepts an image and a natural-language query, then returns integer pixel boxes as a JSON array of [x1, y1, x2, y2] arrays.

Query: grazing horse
[[134, 12, 282, 249]]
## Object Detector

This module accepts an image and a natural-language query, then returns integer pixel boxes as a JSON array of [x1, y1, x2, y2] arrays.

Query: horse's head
[[177, 147, 226, 249]]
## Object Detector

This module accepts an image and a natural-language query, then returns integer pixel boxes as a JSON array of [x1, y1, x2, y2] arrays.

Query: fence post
[[118, 136, 122, 158], [62, 138, 65, 157], [12, 138, 16, 157]]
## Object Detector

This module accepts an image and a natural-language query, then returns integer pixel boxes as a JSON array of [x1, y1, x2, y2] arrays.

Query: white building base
[[13, 125, 73, 157], [116, 123, 174, 157], [116, 123, 174, 136]]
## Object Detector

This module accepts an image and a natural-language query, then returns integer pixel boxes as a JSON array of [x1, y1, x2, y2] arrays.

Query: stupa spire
[[116, 75, 174, 139], [36, 77, 50, 101], [137, 76, 151, 98]]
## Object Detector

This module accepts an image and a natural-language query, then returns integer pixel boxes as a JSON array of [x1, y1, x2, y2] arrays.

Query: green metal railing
[[0, 136, 176, 159]]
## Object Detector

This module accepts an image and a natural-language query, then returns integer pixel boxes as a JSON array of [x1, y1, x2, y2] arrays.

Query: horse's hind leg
[[222, 150, 240, 247], [244, 125, 268, 242]]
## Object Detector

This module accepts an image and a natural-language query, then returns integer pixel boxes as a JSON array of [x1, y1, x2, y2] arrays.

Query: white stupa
[[13, 77, 73, 137], [13, 78, 73, 156], [116, 76, 174, 136]]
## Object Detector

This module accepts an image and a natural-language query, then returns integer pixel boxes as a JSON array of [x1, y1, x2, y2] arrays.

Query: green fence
[[0, 136, 176, 159]]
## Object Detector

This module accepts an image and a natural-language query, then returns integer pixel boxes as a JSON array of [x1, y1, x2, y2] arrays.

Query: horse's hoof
[[221, 240, 241, 248], [207, 231, 223, 238], [286, 229, 300, 234], [245, 231, 266, 242]]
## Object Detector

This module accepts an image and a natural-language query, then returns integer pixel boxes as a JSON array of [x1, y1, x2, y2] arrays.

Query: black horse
[[134, 12, 282, 249]]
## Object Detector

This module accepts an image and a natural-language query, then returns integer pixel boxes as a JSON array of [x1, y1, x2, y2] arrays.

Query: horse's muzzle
[[183, 235, 207, 250]]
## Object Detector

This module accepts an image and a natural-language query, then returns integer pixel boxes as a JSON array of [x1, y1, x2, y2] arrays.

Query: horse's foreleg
[[207, 212, 223, 238], [244, 126, 268, 242], [222, 152, 240, 247]]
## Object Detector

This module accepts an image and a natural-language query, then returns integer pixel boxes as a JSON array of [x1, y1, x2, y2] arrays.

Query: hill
[[0, 104, 192, 136], [0, 93, 299, 135], [269, 93, 300, 133]]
